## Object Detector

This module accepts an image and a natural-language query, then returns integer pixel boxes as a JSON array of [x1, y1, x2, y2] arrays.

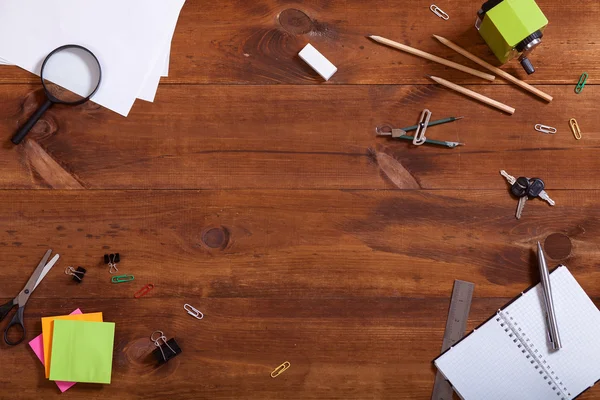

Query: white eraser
[[298, 43, 337, 81]]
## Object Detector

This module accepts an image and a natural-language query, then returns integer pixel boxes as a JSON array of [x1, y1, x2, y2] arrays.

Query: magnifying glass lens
[[42, 47, 101, 104], [11, 45, 101, 145]]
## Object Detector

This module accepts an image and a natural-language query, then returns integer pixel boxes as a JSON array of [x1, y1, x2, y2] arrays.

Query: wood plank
[[0, 190, 598, 300], [0, 297, 522, 400], [0, 189, 599, 398], [0, 0, 598, 85], [0, 84, 598, 190]]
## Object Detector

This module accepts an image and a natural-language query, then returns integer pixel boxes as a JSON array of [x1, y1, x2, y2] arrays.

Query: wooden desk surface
[[1, 1, 599, 398]]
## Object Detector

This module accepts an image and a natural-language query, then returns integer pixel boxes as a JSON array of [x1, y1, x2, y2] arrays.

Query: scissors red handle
[[0, 298, 26, 346]]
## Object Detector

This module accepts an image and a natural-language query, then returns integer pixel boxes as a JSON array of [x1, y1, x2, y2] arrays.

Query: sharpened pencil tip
[[455, 116, 465, 120]]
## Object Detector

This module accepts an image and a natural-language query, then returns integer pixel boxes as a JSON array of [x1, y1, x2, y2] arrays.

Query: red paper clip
[[134, 283, 154, 299]]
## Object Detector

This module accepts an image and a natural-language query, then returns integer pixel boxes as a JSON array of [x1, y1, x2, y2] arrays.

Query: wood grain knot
[[20, 90, 59, 137], [202, 227, 230, 249], [22, 89, 45, 114], [544, 233, 572, 260], [123, 338, 159, 374], [29, 115, 58, 137], [369, 146, 420, 189], [278, 9, 313, 35], [23, 140, 85, 189]]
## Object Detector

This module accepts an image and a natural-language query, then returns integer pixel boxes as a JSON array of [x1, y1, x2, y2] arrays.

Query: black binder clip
[[103, 253, 120, 274], [151, 330, 181, 365], [65, 266, 86, 283]]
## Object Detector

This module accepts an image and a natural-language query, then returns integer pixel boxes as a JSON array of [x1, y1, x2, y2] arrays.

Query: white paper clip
[[184, 304, 204, 320], [413, 109, 432, 146], [534, 124, 557, 134], [430, 5, 449, 20]]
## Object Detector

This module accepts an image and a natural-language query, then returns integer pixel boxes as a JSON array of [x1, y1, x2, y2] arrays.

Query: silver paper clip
[[534, 124, 557, 134], [104, 253, 120, 274], [184, 304, 204, 320], [413, 109, 431, 146], [430, 5, 449, 20]]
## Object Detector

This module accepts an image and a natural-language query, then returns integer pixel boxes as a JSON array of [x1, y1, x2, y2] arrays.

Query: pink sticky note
[[29, 308, 82, 393]]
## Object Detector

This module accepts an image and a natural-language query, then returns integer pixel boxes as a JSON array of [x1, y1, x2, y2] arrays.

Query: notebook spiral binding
[[496, 310, 571, 400]]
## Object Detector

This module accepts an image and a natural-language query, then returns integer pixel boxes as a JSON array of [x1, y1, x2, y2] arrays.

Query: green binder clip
[[575, 72, 588, 94], [111, 274, 134, 283]]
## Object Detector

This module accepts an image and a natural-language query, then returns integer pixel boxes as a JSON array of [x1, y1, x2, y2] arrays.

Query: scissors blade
[[15, 250, 53, 305], [34, 254, 59, 290]]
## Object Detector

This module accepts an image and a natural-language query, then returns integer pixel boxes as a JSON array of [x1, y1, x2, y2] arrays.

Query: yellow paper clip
[[569, 118, 582, 140], [270, 361, 290, 378]]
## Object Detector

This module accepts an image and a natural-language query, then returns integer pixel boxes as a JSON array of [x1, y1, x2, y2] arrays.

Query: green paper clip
[[111, 274, 134, 283], [575, 72, 588, 94]]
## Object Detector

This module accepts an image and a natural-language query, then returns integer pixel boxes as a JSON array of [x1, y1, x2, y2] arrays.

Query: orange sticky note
[[41, 312, 103, 378]]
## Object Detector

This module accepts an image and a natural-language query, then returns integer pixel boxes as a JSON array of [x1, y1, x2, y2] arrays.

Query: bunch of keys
[[500, 171, 555, 219]]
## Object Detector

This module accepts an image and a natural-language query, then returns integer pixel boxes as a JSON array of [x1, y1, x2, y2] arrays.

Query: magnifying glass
[[11, 44, 102, 145]]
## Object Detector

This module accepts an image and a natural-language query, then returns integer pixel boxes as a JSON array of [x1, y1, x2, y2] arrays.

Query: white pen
[[537, 241, 562, 350]]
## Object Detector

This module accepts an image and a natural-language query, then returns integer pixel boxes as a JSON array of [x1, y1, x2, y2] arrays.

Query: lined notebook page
[[503, 266, 600, 398], [435, 316, 557, 399]]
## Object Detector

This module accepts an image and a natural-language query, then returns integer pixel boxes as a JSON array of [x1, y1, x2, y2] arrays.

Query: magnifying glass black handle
[[11, 99, 54, 145]]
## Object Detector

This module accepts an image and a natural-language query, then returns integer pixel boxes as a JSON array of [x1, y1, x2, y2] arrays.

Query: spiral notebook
[[434, 266, 600, 400]]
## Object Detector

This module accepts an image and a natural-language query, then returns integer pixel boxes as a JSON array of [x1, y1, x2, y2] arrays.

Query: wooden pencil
[[368, 35, 495, 82], [432, 34, 553, 102], [428, 75, 515, 115]]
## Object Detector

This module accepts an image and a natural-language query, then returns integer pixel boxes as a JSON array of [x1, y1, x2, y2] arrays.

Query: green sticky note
[[49, 320, 115, 384]]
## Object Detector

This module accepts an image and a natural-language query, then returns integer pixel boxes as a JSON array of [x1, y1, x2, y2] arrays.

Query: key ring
[[375, 125, 393, 135]]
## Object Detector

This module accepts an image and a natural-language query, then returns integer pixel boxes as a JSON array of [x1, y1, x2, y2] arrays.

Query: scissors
[[0, 249, 59, 345]]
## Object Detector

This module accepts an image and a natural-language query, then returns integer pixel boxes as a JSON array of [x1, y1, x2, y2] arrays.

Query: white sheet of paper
[[162, 52, 170, 77], [137, 23, 177, 102], [0, 38, 168, 74], [0, 0, 185, 116], [137, 49, 167, 103]]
